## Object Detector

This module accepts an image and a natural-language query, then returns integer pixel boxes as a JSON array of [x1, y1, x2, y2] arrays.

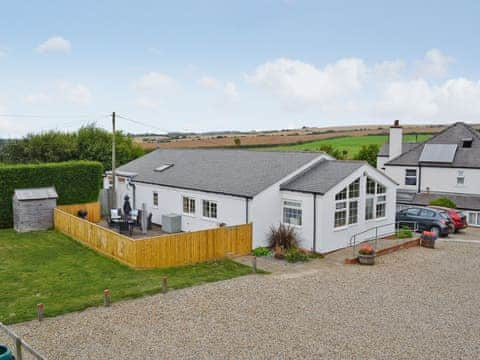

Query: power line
[[116, 114, 167, 134], [0, 113, 109, 119]]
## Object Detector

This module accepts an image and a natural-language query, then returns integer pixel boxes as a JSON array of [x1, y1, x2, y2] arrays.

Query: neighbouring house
[[377, 120, 480, 227], [13, 187, 58, 232], [104, 149, 397, 253]]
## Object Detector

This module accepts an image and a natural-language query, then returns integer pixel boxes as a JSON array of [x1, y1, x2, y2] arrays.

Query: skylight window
[[154, 164, 173, 172]]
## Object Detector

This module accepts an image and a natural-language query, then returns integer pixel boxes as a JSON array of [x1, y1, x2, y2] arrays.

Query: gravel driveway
[[11, 241, 480, 359]]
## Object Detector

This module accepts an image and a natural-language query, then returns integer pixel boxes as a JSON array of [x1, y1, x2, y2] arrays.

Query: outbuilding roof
[[385, 122, 480, 168], [280, 160, 365, 194], [14, 187, 58, 201], [396, 189, 480, 211], [116, 149, 325, 198]]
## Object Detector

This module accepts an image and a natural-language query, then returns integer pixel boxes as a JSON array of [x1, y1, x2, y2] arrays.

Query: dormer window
[[462, 138, 473, 148]]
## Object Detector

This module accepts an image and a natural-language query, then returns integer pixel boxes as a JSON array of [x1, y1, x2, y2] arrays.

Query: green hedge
[[0, 161, 103, 228]]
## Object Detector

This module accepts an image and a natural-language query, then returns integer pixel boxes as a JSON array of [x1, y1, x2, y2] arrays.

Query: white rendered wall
[[384, 166, 419, 191], [119, 182, 247, 231], [316, 165, 397, 253], [419, 167, 480, 195], [377, 156, 388, 170], [278, 190, 315, 250], [249, 154, 331, 248]]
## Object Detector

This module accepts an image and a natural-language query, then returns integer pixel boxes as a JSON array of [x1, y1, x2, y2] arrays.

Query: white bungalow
[[105, 149, 397, 252]]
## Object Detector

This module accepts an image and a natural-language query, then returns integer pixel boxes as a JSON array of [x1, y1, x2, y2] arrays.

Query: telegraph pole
[[111, 112, 117, 209]]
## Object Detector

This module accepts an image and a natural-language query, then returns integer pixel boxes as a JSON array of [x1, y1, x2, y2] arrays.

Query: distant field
[[264, 134, 432, 158]]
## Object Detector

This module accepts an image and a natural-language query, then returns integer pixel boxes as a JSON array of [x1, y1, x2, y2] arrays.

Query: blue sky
[[1, 0, 480, 136]]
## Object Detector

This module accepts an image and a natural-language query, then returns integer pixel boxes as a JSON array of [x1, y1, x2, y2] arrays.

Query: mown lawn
[[265, 134, 431, 158], [0, 229, 254, 325]]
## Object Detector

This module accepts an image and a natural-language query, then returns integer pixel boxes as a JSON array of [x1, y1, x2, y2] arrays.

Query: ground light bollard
[[104, 289, 111, 307], [252, 256, 257, 273], [162, 277, 168, 293], [37, 303, 44, 322]]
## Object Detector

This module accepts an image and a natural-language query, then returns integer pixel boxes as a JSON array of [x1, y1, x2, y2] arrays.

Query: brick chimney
[[389, 120, 403, 160]]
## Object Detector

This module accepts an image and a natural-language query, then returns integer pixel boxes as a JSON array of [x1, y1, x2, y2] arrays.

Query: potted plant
[[421, 231, 436, 249], [357, 244, 376, 265]]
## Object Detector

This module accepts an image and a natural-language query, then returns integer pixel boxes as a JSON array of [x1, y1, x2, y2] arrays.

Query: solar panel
[[419, 144, 457, 163]]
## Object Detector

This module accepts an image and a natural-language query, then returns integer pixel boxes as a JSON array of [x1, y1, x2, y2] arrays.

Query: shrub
[[358, 244, 375, 255], [0, 161, 103, 228], [252, 247, 271, 257], [268, 223, 298, 251], [396, 225, 413, 239], [429, 197, 457, 209], [285, 247, 310, 263]]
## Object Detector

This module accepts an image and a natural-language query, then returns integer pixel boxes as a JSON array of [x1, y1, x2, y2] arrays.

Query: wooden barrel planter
[[421, 231, 437, 249], [357, 244, 376, 265]]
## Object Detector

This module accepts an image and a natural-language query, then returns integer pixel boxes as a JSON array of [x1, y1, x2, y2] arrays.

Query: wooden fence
[[53, 208, 252, 268], [58, 202, 101, 223]]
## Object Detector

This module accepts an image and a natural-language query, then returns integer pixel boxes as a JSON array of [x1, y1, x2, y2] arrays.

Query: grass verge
[[0, 229, 255, 324]]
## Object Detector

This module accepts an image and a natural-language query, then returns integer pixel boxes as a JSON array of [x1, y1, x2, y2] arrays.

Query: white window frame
[[182, 196, 196, 215], [334, 178, 360, 229], [153, 191, 159, 208], [282, 200, 303, 227], [468, 212, 480, 226], [202, 200, 218, 219], [365, 177, 387, 221], [405, 169, 417, 186], [457, 170, 465, 186]]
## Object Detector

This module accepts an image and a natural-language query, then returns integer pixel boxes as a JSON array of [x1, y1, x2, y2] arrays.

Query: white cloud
[[36, 36, 71, 54], [133, 72, 176, 93], [132, 72, 177, 109], [198, 76, 221, 89], [0, 47, 7, 57], [415, 49, 454, 78], [24, 82, 92, 106], [25, 92, 50, 105], [224, 82, 239, 99], [246, 50, 480, 124], [246, 57, 366, 106], [374, 77, 480, 122], [374, 79, 438, 118], [372, 59, 405, 79], [57, 82, 92, 104]]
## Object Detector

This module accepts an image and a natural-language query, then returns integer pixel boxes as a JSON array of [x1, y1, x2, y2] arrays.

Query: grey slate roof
[[117, 149, 323, 198], [378, 142, 422, 157], [385, 122, 480, 168], [14, 187, 58, 201], [280, 160, 365, 194], [397, 189, 480, 211]]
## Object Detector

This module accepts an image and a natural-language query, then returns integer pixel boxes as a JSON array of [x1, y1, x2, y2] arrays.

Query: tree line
[[0, 124, 145, 171]]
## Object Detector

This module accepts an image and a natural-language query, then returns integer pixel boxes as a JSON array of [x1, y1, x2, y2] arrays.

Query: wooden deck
[[97, 219, 167, 239]]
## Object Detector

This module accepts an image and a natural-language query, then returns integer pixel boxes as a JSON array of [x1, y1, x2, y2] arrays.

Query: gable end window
[[202, 200, 217, 219], [366, 177, 387, 220], [283, 200, 302, 226], [457, 171, 465, 185], [183, 196, 195, 214], [153, 192, 159, 208], [405, 169, 417, 186], [334, 178, 360, 228]]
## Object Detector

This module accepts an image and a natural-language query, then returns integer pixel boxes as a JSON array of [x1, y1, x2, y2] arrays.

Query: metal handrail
[[0, 322, 46, 360], [350, 221, 418, 257]]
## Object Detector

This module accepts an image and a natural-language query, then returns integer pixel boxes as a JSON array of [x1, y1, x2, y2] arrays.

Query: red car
[[429, 206, 468, 232]]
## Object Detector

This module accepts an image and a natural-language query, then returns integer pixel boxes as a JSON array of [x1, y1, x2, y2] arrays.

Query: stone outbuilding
[[13, 187, 58, 232]]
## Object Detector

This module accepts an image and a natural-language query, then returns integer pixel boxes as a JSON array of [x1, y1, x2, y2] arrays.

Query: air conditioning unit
[[162, 213, 182, 233]]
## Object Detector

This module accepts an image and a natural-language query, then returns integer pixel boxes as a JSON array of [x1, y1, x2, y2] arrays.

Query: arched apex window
[[365, 177, 387, 220], [334, 178, 360, 228]]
